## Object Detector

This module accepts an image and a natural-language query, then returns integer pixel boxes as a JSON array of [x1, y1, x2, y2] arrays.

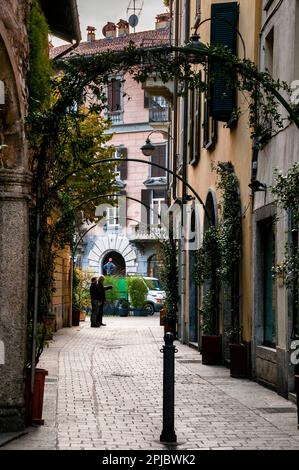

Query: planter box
[[72, 308, 80, 326], [79, 311, 86, 322], [118, 308, 129, 317], [229, 343, 248, 378], [201, 335, 222, 365], [24, 368, 48, 425]]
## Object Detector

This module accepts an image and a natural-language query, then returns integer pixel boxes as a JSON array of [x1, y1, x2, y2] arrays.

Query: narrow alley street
[[1, 315, 299, 451]]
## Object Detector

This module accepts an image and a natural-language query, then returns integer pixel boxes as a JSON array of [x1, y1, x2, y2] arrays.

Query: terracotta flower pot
[[24, 368, 48, 425]]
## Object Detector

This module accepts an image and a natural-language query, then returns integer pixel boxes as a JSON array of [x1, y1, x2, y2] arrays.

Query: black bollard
[[160, 332, 177, 444], [295, 375, 299, 429]]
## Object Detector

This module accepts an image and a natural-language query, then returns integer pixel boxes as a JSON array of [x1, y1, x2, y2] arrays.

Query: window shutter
[[108, 79, 121, 112], [141, 189, 151, 227], [119, 190, 127, 227], [194, 85, 201, 163], [188, 88, 195, 164], [210, 2, 239, 122], [144, 91, 150, 108], [151, 145, 166, 177], [118, 148, 128, 180]]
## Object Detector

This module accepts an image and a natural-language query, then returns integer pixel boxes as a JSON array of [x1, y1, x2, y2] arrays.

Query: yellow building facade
[[171, 1, 262, 362]]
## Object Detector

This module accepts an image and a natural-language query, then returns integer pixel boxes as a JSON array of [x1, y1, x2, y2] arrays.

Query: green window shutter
[[210, 2, 239, 122]]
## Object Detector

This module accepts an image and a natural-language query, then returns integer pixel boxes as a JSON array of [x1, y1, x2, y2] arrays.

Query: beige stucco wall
[[174, 0, 262, 343]]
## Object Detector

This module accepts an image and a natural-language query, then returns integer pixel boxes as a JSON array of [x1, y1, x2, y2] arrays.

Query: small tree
[[128, 277, 148, 309]]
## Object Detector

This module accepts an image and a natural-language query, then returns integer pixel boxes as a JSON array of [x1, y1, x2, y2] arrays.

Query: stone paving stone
[[2, 315, 299, 450]]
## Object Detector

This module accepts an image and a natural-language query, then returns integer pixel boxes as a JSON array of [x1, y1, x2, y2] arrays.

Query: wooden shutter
[[151, 145, 166, 177], [210, 2, 239, 122], [144, 91, 150, 108], [141, 189, 151, 227], [188, 88, 195, 164], [194, 85, 201, 163], [118, 148, 128, 180], [108, 79, 121, 112]]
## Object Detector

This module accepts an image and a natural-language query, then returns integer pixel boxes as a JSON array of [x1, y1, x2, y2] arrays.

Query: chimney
[[102, 22, 117, 39], [117, 19, 129, 37], [87, 26, 96, 42], [155, 13, 170, 30]]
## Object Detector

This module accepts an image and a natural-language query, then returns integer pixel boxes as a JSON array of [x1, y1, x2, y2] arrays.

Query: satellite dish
[[129, 14, 138, 28]]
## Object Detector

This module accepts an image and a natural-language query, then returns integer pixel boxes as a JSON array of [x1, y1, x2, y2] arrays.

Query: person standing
[[97, 275, 113, 326], [89, 277, 101, 327], [103, 258, 116, 275]]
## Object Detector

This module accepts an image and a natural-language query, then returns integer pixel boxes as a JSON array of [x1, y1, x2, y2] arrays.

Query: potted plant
[[103, 276, 120, 315], [117, 299, 130, 317], [128, 277, 148, 316], [25, 320, 52, 425], [225, 326, 248, 378], [200, 292, 222, 365]]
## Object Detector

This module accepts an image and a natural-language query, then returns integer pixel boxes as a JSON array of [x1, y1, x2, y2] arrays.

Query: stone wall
[[0, 1, 30, 432]]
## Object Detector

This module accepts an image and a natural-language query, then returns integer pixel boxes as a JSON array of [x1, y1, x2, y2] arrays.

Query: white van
[[142, 277, 166, 315]]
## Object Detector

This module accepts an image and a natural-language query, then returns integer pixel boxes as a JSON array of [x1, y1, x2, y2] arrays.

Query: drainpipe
[[180, 0, 190, 344]]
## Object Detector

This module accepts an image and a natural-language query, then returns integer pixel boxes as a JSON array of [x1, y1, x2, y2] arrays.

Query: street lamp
[[140, 130, 172, 157]]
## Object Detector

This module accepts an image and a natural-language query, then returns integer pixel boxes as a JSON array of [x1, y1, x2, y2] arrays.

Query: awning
[[40, 0, 81, 43]]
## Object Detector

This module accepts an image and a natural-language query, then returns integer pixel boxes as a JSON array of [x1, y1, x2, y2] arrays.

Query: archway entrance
[[102, 251, 126, 276]]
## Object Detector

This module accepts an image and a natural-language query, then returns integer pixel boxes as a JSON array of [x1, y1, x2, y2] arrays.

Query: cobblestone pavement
[[2, 315, 299, 450]]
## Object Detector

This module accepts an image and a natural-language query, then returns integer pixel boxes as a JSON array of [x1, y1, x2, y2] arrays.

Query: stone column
[[0, 168, 31, 431]]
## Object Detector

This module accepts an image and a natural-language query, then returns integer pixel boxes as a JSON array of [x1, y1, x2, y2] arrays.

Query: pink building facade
[[59, 16, 171, 278]]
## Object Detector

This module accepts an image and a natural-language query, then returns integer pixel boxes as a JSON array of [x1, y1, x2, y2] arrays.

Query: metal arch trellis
[[53, 158, 209, 220], [55, 44, 299, 131]]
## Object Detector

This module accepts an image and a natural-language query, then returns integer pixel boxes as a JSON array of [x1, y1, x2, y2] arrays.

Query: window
[[107, 78, 123, 124], [265, 28, 274, 76], [151, 144, 167, 177], [107, 205, 119, 228], [261, 218, 276, 347], [203, 70, 218, 150], [141, 188, 167, 227], [149, 96, 169, 123], [115, 147, 128, 181], [151, 189, 166, 225]]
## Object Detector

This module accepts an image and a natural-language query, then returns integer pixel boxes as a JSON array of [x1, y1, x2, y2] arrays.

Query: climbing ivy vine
[[271, 163, 299, 338], [194, 163, 242, 340]]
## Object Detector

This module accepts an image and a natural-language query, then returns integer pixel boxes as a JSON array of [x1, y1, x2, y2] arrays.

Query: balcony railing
[[107, 111, 123, 125], [149, 106, 169, 123]]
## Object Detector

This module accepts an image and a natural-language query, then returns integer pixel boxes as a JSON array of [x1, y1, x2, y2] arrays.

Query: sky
[[52, 0, 168, 46]]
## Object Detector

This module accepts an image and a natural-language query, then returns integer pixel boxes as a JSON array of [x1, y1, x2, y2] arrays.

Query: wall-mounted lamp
[[248, 180, 267, 192]]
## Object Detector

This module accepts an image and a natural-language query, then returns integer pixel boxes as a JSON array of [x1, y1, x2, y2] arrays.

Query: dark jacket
[[97, 281, 112, 302], [90, 282, 101, 301]]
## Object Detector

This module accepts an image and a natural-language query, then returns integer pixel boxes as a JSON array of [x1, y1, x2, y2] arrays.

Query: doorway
[[102, 251, 126, 276]]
